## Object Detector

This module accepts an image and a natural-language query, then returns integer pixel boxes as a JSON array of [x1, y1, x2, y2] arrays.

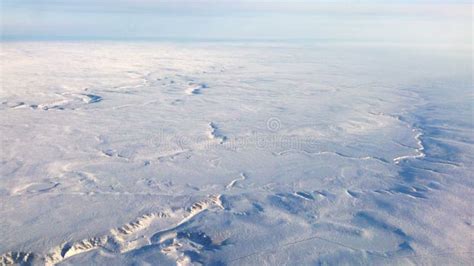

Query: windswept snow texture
[[0, 42, 472, 265]]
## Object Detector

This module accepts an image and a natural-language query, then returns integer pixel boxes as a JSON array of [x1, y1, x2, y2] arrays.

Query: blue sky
[[1, 1, 471, 43]]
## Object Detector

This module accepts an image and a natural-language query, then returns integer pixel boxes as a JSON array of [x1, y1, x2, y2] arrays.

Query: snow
[[0, 42, 472, 265]]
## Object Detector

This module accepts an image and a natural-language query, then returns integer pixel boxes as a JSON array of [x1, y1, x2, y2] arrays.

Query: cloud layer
[[1, 0, 471, 44]]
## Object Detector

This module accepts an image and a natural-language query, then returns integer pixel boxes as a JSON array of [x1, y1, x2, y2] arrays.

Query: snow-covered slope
[[0, 42, 472, 265]]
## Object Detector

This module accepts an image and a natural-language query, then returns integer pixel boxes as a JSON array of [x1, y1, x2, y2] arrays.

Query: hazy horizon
[[1, 1, 472, 47]]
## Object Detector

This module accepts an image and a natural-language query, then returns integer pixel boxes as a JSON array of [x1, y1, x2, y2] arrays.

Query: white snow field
[[0, 42, 472, 265]]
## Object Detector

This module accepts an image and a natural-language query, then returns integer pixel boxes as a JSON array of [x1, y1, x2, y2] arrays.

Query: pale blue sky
[[1, 1, 471, 44]]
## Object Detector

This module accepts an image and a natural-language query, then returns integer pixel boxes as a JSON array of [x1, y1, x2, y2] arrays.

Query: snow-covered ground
[[0, 42, 472, 265]]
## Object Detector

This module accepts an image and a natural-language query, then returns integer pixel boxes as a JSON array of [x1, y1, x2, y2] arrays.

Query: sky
[[1, 0, 472, 45]]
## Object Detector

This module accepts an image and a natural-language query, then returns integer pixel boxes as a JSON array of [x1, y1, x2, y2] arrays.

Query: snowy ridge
[[0, 252, 35, 265], [208, 122, 227, 143], [226, 172, 247, 189], [1, 195, 224, 265], [2, 92, 102, 111], [393, 131, 426, 164], [185, 83, 207, 95]]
